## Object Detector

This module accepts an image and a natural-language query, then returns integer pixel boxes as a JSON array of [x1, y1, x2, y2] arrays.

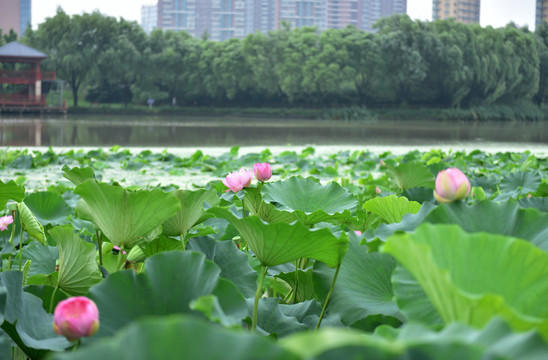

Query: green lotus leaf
[[280, 326, 395, 359], [61, 165, 95, 186], [8, 154, 32, 169], [23, 191, 71, 227], [21, 242, 58, 277], [518, 197, 548, 212], [275, 269, 315, 303], [17, 202, 47, 246], [313, 237, 403, 326], [277, 299, 343, 330], [243, 186, 296, 224], [392, 264, 443, 326], [363, 195, 421, 224], [0, 337, 10, 360], [401, 186, 435, 203], [208, 207, 348, 268], [139, 236, 183, 257], [24, 284, 69, 314], [51, 314, 297, 360], [499, 171, 541, 198], [383, 223, 548, 340], [365, 202, 436, 242], [424, 200, 548, 252], [0, 180, 25, 210], [280, 318, 548, 360], [190, 278, 248, 328], [187, 236, 258, 298], [74, 180, 181, 248], [261, 177, 358, 225], [50, 226, 102, 296], [0, 271, 71, 359], [161, 189, 219, 238], [386, 161, 434, 191], [247, 297, 312, 336], [87, 251, 247, 338]]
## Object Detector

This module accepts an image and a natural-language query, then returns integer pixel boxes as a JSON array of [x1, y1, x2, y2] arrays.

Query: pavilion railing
[[0, 94, 46, 106], [0, 70, 56, 83]]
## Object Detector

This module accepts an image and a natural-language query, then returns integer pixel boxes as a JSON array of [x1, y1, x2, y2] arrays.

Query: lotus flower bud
[[222, 169, 252, 192], [433, 168, 471, 203], [53, 297, 100, 341], [0, 215, 13, 231], [253, 162, 272, 182]]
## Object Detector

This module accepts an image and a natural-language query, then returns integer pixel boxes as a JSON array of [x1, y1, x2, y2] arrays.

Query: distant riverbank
[[61, 103, 548, 122]]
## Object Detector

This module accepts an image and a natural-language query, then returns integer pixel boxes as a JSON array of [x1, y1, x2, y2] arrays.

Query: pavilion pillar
[[35, 61, 42, 97]]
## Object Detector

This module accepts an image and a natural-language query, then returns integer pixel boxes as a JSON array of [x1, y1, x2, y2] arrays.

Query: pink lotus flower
[[0, 215, 13, 231], [253, 162, 272, 182], [433, 168, 471, 204], [375, 186, 382, 195], [53, 297, 100, 341], [222, 169, 252, 192]]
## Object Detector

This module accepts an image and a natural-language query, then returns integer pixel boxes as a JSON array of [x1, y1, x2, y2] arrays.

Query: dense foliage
[[10, 10, 548, 110], [0, 146, 548, 358]]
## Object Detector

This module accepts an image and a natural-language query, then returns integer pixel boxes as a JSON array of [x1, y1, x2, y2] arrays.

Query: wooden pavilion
[[0, 41, 57, 109]]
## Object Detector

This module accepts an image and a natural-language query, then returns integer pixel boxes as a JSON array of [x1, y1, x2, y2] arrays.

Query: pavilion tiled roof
[[0, 41, 48, 59]]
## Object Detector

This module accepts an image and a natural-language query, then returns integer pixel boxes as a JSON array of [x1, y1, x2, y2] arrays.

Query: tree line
[[6, 9, 548, 108]]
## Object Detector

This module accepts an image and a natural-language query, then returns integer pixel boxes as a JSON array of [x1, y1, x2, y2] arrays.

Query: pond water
[[0, 114, 546, 149]]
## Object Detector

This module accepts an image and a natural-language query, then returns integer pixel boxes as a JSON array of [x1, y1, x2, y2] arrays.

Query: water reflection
[[0, 116, 545, 147]]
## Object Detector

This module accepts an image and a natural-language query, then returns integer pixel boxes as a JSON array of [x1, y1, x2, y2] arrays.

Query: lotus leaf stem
[[96, 230, 103, 267], [180, 232, 187, 251], [252, 265, 267, 332], [49, 286, 59, 313], [18, 211, 23, 270], [6, 212, 16, 271], [315, 262, 342, 331]]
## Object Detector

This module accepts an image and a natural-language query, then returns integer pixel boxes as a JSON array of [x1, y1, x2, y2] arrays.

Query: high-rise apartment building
[[536, 0, 548, 27], [327, 0, 361, 29], [252, 0, 276, 33], [147, 0, 409, 39], [274, 0, 327, 30], [0, 0, 31, 36], [432, 0, 480, 24], [141, 4, 158, 34], [157, 0, 198, 35], [361, 0, 406, 31], [155, 0, 253, 41], [210, 0, 251, 41]]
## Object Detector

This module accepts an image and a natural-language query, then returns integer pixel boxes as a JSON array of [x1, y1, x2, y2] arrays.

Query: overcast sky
[[32, 0, 537, 30]]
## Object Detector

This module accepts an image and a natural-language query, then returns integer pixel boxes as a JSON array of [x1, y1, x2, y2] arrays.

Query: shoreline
[[17, 143, 548, 156]]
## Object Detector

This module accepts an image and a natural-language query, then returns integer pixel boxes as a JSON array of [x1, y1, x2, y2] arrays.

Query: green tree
[[336, 26, 383, 105], [87, 20, 147, 105], [134, 29, 201, 105], [26, 9, 121, 106], [242, 32, 284, 103], [376, 15, 427, 105], [535, 21, 548, 105], [0, 29, 18, 46]]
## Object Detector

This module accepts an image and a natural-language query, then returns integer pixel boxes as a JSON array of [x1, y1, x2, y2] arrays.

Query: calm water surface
[[0, 115, 546, 148]]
